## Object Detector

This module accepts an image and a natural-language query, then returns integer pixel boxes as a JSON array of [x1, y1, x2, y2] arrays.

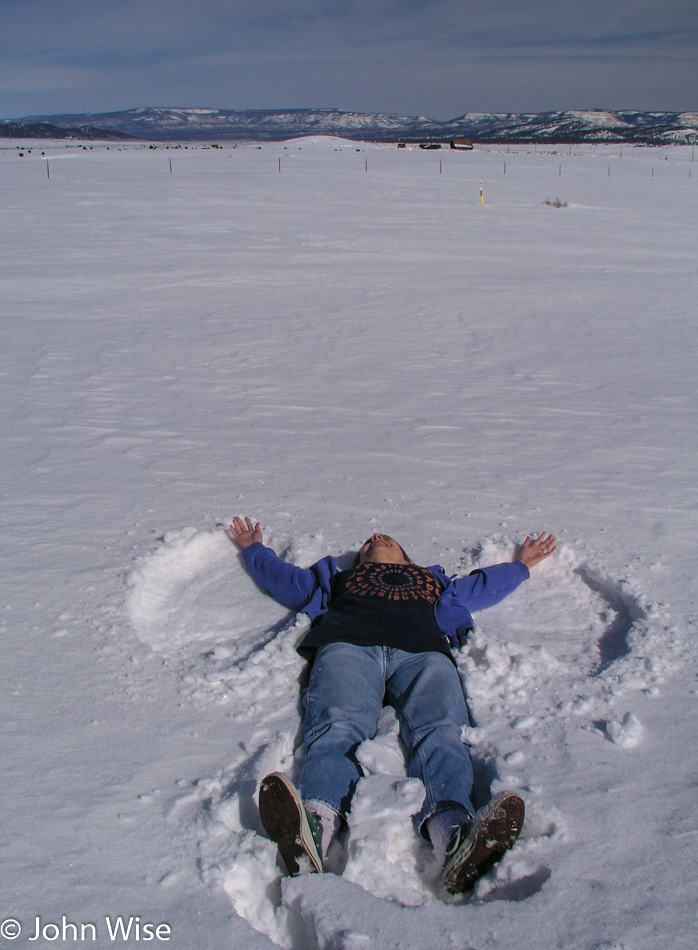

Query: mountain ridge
[[3, 107, 696, 144], [0, 121, 136, 141]]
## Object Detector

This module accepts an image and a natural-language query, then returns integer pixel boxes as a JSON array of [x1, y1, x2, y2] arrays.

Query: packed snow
[[1, 137, 697, 950]]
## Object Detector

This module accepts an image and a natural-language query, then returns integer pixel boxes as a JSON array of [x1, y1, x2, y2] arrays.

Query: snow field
[[1, 139, 697, 950]]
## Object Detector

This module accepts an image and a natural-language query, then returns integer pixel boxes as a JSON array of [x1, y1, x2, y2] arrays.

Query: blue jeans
[[298, 642, 475, 833]]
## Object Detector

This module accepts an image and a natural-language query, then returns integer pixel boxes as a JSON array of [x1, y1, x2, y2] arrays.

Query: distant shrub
[[545, 197, 568, 208]]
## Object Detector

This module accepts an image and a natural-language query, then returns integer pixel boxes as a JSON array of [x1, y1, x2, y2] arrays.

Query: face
[[358, 533, 409, 565]]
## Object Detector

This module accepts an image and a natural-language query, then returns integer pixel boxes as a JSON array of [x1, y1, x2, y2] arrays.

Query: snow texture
[[1, 138, 697, 950]]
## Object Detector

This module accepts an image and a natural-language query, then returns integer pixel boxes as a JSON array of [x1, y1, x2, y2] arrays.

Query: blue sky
[[1, 0, 696, 120]]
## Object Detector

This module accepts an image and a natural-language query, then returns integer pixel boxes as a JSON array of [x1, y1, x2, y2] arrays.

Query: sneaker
[[442, 791, 525, 894], [258, 772, 324, 875]]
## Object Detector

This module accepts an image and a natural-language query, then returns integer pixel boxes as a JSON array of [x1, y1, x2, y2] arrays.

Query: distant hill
[[0, 121, 137, 141], [2, 108, 696, 144]]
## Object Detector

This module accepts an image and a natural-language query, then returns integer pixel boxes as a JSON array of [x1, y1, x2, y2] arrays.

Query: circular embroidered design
[[345, 563, 441, 603]]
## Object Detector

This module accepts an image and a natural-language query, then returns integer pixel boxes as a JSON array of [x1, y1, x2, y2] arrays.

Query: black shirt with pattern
[[297, 561, 452, 660]]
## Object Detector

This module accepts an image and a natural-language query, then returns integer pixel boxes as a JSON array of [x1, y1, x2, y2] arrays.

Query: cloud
[[5, 0, 696, 59], [1, 0, 696, 117], [0, 63, 91, 94]]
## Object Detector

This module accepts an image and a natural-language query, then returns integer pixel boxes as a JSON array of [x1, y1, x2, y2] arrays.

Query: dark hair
[[354, 541, 413, 566]]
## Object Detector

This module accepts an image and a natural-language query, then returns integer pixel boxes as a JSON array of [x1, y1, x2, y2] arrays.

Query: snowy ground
[[1, 137, 697, 950]]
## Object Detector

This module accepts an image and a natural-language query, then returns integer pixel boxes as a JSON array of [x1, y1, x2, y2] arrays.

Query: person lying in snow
[[230, 517, 556, 894]]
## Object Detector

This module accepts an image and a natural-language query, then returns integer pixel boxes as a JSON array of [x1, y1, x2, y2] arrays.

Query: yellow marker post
[[479, 181, 484, 206]]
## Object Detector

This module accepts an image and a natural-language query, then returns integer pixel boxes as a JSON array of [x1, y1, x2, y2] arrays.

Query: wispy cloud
[[1, 0, 695, 118]]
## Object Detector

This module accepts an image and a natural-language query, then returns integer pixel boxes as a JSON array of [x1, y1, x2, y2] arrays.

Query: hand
[[230, 516, 263, 550], [517, 532, 556, 569]]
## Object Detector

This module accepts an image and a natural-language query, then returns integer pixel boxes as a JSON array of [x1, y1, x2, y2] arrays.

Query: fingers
[[230, 516, 246, 538], [517, 530, 557, 568], [532, 532, 557, 557], [229, 516, 259, 541]]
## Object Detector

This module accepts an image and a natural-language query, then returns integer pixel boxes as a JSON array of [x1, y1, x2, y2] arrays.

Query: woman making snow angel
[[230, 517, 556, 894]]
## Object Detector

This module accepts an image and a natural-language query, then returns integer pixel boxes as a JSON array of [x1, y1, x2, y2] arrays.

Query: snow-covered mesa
[[4, 106, 697, 143], [1, 138, 697, 950]]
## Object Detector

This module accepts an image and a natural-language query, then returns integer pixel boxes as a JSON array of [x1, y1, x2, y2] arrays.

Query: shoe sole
[[258, 772, 323, 875], [442, 791, 525, 894]]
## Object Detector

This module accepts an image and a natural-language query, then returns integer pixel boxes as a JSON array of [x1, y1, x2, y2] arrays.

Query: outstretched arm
[[436, 530, 557, 643], [230, 516, 263, 549], [517, 531, 556, 570], [229, 515, 324, 613], [441, 530, 556, 631]]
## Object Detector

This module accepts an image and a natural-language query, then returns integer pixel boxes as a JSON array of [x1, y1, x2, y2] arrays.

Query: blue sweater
[[241, 542, 529, 649]]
